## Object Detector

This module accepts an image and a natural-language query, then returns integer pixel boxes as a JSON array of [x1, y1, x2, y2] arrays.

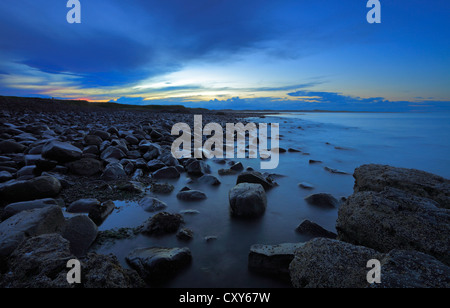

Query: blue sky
[[0, 0, 449, 111]]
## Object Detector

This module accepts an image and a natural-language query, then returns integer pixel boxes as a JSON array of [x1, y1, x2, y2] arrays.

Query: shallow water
[[93, 112, 450, 288]]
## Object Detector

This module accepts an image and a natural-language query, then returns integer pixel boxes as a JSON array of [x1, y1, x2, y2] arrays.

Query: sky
[[0, 0, 449, 111]]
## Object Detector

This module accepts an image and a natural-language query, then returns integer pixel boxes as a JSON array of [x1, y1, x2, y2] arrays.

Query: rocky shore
[[0, 97, 449, 288]]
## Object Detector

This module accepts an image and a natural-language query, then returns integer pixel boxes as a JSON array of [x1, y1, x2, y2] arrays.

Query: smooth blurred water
[[94, 112, 450, 288]]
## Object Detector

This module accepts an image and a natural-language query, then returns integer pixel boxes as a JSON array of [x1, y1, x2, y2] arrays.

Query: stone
[[101, 163, 126, 181], [88, 200, 116, 225], [140, 212, 184, 236], [353, 164, 450, 209], [177, 189, 207, 201], [3, 198, 58, 219], [185, 160, 211, 176], [197, 174, 221, 186], [100, 146, 127, 161], [298, 182, 314, 190], [249, 243, 305, 278], [0, 171, 13, 183], [61, 215, 98, 257], [337, 187, 450, 265], [229, 183, 267, 218], [67, 158, 103, 176], [176, 228, 194, 241], [152, 166, 180, 179], [139, 197, 167, 212], [0, 205, 65, 257], [304, 193, 339, 208], [236, 171, 276, 190], [295, 220, 337, 239], [84, 134, 103, 146], [67, 198, 100, 214], [0, 140, 26, 154], [150, 182, 174, 194], [0, 175, 61, 203], [147, 159, 166, 172], [42, 140, 82, 163], [218, 168, 238, 176], [126, 247, 192, 283], [230, 162, 244, 171], [324, 166, 350, 175]]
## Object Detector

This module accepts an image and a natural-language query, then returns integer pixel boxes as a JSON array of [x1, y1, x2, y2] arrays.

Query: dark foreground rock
[[3, 198, 59, 219], [337, 187, 450, 265], [61, 215, 98, 257], [229, 183, 267, 218], [126, 247, 192, 283], [88, 200, 115, 225], [289, 238, 450, 288], [42, 140, 82, 163], [296, 220, 337, 239], [354, 164, 450, 209], [0, 175, 61, 203], [139, 212, 184, 236]]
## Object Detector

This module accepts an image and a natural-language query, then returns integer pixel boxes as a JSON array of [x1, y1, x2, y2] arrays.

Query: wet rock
[[249, 243, 305, 278], [354, 164, 450, 209], [84, 135, 103, 146], [298, 182, 314, 190], [42, 140, 82, 163], [204, 236, 218, 243], [177, 188, 207, 201], [147, 159, 166, 172], [295, 220, 337, 239], [139, 197, 167, 212], [125, 135, 139, 145], [186, 160, 211, 176], [117, 181, 144, 194], [288, 148, 301, 153], [126, 247, 192, 283], [100, 146, 127, 161], [0, 171, 13, 183], [337, 187, 450, 265], [67, 158, 103, 176], [61, 215, 98, 257], [180, 209, 200, 215], [0, 205, 65, 257], [140, 212, 184, 236], [150, 182, 175, 194], [236, 171, 276, 191], [92, 130, 110, 141], [197, 174, 221, 186], [67, 198, 100, 213], [229, 183, 267, 218], [88, 200, 115, 225], [177, 228, 194, 241], [305, 193, 339, 208], [0, 140, 26, 154], [0, 175, 61, 203], [324, 166, 350, 175], [35, 158, 58, 172], [230, 162, 244, 171], [101, 163, 126, 181], [3, 198, 59, 219], [152, 166, 180, 179], [289, 238, 450, 288], [218, 168, 238, 176]]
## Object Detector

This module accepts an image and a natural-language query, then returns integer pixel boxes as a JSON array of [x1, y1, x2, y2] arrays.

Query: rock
[[177, 189, 207, 201], [288, 148, 301, 153], [309, 160, 322, 164], [125, 135, 139, 145], [218, 168, 238, 176], [249, 243, 305, 278], [177, 228, 194, 241], [61, 215, 98, 257], [42, 140, 82, 163], [337, 187, 450, 265], [140, 212, 184, 236], [88, 200, 115, 225], [81, 253, 145, 288], [16, 165, 36, 179], [230, 162, 244, 171], [143, 144, 161, 161], [197, 174, 221, 186], [236, 171, 276, 190], [180, 209, 200, 215], [229, 183, 267, 218], [147, 159, 166, 172], [204, 236, 218, 243], [1, 234, 74, 288], [0, 171, 13, 183], [159, 152, 180, 167], [295, 220, 337, 239], [92, 130, 110, 140], [298, 182, 314, 190], [324, 166, 349, 175], [139, 197, 167, 212], [117, 181, 144, 194], [84, 135, 103, 146], [354, 164, 450, 209], [152, 166, 180, 179], [289, 238, 450, 288], [67, 158, 103, 176], [100, 146, 127, 161], [35, 159, 58, 172], [0, 176, 61, 203], [304, 193, 339, 208], [126, 247, 192, 283], [0, 205, 65, 257], [101, 163, 126, 181], [186, 160, 211, 176], [67, 198, 100, 213], [3, 198, 58, 219], [0, 140, 26, 154], [150, 182, 174, 194]]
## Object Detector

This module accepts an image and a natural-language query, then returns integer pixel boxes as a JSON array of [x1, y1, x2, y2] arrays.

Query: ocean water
[[93, 112, 450, 288]]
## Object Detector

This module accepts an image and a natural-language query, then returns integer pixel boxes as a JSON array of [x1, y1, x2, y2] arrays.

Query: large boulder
[[0, 205, 65, 257], [0, 176, 61, 203], [61, 215, 98, 257], [249, 243, 305, 278], [126, 247, 192, 283], [236, 171, 276, 190], [3, 198, 58, 219], [353, 164, 450, 209], [229, 183, 267, 218], [337, 187, 450, 265], [67, 158, 103, 176], [42, 140, 82, 163], [289, 238, 450, 288]]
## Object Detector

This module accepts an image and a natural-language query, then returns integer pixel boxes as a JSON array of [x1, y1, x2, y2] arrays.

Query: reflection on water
[[94, 112, 450, 288]]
